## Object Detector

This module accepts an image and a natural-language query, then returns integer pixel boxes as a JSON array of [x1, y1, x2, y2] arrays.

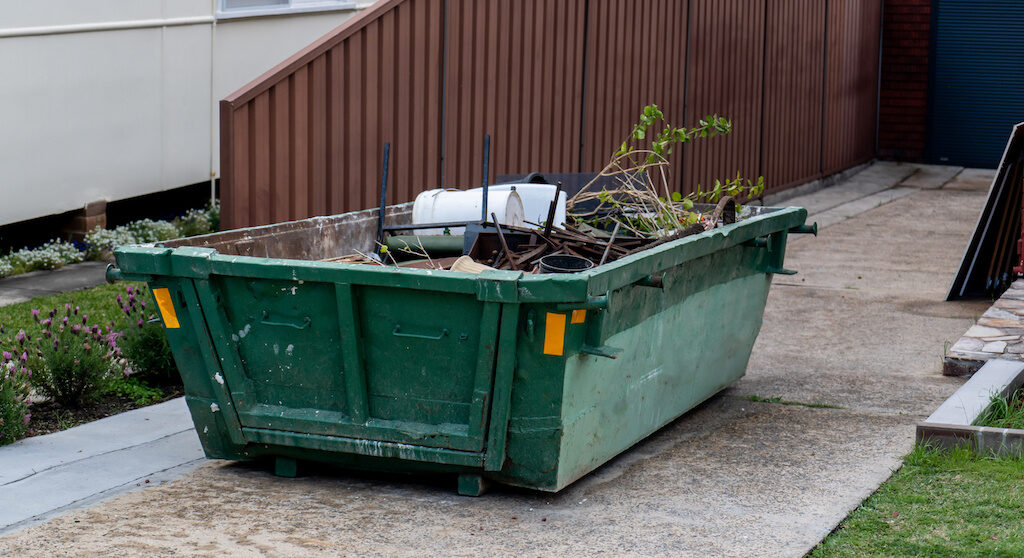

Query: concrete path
[[0, 162, 996, 556], [0, 399, 204, 535], [0, 261, 108, 306]]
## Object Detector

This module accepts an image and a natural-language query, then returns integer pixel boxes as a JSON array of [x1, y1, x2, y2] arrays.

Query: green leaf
[[671, 191, 682, 202]]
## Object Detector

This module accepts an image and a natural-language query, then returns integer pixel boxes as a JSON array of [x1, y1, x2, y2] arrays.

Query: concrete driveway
[[0, 163, 993, 557]]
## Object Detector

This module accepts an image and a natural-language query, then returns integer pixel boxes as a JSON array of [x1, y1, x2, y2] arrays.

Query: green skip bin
[[108, 203, 809, 495]]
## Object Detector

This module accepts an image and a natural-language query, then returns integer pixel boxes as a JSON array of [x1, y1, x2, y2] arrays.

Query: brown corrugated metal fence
[[221, 0, 883, 229]]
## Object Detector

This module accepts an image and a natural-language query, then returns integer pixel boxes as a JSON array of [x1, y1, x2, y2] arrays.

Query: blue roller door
[[929, 0, 1024, 168]]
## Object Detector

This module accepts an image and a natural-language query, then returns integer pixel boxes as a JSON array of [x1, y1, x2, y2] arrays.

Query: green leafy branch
[[568, 104, 765, 238]]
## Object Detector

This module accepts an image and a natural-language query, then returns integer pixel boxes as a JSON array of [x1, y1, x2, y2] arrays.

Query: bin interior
[[160, 203, 414, 260], [159, 202, 781, 264]]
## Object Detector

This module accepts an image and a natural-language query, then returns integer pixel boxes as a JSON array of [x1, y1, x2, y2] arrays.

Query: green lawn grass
[[809, 445, 1024, 557], [0, 282, 144, 337]]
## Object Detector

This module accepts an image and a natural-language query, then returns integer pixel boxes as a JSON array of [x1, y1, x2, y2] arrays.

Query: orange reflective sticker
[[543, 313, 566, 356], [571, 309, 586, 324], [152, 287, 180, 329]]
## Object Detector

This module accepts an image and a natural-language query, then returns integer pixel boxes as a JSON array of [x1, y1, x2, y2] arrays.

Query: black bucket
[[538, 254, 595, 273]]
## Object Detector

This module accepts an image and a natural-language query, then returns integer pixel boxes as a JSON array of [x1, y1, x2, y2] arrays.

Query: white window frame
[[217, 0, 359, 20]]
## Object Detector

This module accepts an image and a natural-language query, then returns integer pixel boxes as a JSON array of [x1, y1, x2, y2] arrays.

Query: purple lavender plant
[[0, 344, 32, 444], [26, 304, 122, 408], [116, 285, 177, 385]]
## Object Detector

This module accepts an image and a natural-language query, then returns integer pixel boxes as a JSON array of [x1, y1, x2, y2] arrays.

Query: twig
[[599, 222, 621, 266], [491, 213, 519, 271]]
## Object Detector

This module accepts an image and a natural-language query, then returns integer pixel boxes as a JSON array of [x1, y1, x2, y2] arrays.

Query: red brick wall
[[878, 0, 931, 161]]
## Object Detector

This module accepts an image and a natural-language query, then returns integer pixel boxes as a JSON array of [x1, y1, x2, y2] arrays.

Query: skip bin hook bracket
[[747, 229, 798, 275], [555, 293, 623, 359]]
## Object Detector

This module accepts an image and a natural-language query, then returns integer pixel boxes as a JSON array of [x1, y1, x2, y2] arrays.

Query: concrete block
[[926, 359, 1024, 425]]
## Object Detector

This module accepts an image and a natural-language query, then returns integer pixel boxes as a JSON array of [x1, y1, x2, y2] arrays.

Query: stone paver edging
[[946, 279, 1024, 375]]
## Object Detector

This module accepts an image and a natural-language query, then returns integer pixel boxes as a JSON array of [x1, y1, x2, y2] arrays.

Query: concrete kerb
[[917, 359, 1024, 456]]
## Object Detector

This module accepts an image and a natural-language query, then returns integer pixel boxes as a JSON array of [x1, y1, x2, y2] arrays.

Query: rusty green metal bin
[[108, 204, 809, 495]]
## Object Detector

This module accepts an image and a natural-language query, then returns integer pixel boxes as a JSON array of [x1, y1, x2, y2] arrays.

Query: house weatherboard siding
[[0, 0, 369, 227]]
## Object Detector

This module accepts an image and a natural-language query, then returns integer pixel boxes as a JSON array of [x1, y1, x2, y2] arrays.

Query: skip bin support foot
[[274, 456, 299, 478], [457, 474, 490, 496]]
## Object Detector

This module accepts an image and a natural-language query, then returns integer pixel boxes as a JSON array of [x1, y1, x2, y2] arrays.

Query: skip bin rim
[[112, 205, 807, 305]]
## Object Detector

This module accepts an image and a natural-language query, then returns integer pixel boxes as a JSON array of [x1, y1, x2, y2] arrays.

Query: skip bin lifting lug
[[580, 344, 623, 359], [105, 263, 123, 283], [789, 223, 818, 235], [555, 294, 609, 311], [634, 274, 664, 289]]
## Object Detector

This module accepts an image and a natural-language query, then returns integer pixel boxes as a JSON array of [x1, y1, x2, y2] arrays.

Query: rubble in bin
[[471, 223, 655, 271], [322, 196, 741, 274]]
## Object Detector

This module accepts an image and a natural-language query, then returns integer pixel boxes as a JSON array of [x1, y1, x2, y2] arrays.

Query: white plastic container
[[412, 188, 525, 234], [487, 183, 566, 228]]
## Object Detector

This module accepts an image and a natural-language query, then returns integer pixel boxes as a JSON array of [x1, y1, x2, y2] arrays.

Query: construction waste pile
[[330, 172, 757, 274]]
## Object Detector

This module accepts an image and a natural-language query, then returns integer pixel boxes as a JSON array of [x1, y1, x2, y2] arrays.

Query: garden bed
[[0, 282, 182, 445], [27, 384, 184, 436]]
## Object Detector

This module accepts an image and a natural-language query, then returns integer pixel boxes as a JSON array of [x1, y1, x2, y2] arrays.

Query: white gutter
[[0, 16, 216, 39]]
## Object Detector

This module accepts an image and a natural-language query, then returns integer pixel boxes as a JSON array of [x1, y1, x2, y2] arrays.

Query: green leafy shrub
[[0, 352, 32, 445], [83, 227, 137, 260], [116, 285, 177, 385], [568, 105, 764, 235], [103, 376, 164, 406], [28, 305, 120, 408], [0, 202, 220, 279]]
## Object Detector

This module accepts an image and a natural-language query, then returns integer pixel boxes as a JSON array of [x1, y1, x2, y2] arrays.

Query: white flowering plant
[[83, 201, 220, 260], [0, 201, 220, 279], [0, 239, 85, 277]]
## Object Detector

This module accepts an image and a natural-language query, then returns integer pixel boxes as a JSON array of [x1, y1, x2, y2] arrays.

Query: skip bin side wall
[[555, 246, 774, 490], [507, 206, 808, 491]]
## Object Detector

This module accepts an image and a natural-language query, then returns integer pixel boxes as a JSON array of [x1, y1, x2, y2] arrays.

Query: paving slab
[[812, 186, 917, 229], [900, 164, 965, 189], [0, 161, 989, 556], [0, 398, 204, 535], [778, 161, 917, 215], [944, 168, 997, 192]]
